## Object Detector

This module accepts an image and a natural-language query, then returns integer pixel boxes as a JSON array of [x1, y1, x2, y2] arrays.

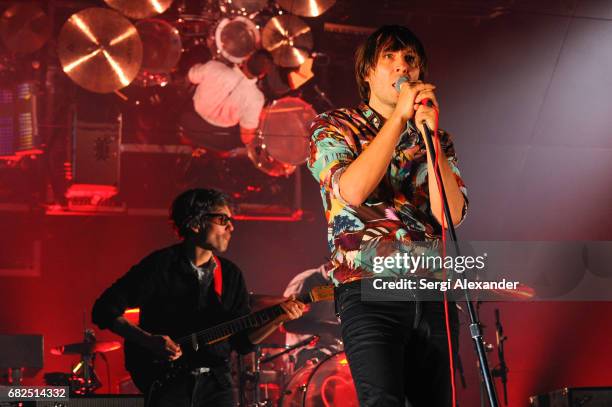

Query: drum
[[280, 352, 359, 407], [132, 19, 182, 87], [247, 96, 316, 177], [171, 0, 220, 39], [135, 19, 182, 74], [209, 16, 260, 64]]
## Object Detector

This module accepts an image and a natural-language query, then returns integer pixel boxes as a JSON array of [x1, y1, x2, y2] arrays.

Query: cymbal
[[57, 8, 143, 93], [283, 319, 341, 337], [50, 340, 122, 356], [135, 19, 182, 74], [479, 283, 536, 301], [262, 15, 313, 68], [104, 0, 174, 20], [277, 0, 336, 17], [0, 3, 51, 54]]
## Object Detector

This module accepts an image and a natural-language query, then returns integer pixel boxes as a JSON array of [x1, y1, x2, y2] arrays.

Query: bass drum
[[280, 352, 359, 407], [247, 96, 316, 177]]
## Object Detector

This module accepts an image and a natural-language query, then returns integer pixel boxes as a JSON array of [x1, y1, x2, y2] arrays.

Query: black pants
[[147, 370, 234, 407], [178, 110, 241, 151], [336, 282, 459, 407]]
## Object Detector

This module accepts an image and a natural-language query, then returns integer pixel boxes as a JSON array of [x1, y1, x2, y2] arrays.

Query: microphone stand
[[420, 118, 500, 407]]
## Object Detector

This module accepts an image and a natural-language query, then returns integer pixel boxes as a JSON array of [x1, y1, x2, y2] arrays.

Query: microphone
[[394, 76, 409, 93], [394, 76, 435, 108]]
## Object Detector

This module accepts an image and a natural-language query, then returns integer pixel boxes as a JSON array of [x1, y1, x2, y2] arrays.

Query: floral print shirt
[[307, 103, 468, 285]]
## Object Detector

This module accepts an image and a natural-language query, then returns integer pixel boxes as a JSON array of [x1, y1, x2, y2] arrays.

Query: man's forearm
[[109, 316, 152, 346], [338, 112, 405, 206], [240, 127, 256, 145], [426, 149, 465, 226]]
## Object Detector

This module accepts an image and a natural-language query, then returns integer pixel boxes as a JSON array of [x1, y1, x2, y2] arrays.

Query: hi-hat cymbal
[[57, 8, 143, 93], [283, 319, 341, 337], [262, 15, 313, 68], [277, 0, 336, 17], [50, 340, 122, 356], [0, 3, 51, 54], [104, 0, 175, 20]]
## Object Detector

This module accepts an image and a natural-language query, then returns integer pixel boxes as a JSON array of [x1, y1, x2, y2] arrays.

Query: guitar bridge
[[191, 334, 199, 351]]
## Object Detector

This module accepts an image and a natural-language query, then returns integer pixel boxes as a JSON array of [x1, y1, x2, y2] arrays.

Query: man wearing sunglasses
[[92, 188, 304, 406]]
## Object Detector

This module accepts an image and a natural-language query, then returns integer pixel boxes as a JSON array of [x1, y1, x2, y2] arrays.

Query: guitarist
[[92, 188, 304, 406]]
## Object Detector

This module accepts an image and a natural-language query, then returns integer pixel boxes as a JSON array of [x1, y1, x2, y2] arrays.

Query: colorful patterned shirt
[[307, 103, 468, 285]]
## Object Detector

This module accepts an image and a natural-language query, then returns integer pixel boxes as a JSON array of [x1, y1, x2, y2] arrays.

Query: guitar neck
[[174, 286, 332, 348], [202, 305, 285, 345]]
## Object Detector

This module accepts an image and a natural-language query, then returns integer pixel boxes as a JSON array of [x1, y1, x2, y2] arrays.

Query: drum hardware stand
[[478, 307, 509, 407], [239, 345, 268, 407], [492, 309, 509, 405], [73, 329, 102, 394], [259, 335, 318, 364], [238, 337, 318, 407], [421, 121, 500, 407]]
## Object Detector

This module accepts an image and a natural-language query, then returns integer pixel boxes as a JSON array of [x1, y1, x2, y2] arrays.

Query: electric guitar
[[126, 285, 334, 391]]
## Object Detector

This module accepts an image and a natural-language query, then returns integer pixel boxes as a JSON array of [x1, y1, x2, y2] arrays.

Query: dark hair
[[169, 188, 231, 238], [355, 25, 428, 102], [246, 49, 273, 78]]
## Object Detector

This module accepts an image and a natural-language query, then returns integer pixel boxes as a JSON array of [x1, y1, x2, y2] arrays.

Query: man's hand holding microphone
[[394, 76, 439, 136]]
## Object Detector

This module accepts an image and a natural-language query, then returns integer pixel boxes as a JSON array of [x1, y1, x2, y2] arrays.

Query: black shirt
[[92, 244, 254, 372]]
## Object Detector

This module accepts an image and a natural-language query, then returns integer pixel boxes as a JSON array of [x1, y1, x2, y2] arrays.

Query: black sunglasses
[[203, 213, 235, 226]]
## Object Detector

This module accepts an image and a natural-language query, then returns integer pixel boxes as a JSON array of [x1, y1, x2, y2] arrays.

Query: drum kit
[[50, 0, 334, 177], [237, 344, 359, 407], [239, 293, 358, 407]]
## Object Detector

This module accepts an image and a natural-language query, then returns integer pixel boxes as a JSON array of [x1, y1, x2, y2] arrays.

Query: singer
[[307, 25, 469, 406]]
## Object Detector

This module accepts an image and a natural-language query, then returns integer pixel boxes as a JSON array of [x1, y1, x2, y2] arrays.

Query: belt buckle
[[191, 367, 211, 375]]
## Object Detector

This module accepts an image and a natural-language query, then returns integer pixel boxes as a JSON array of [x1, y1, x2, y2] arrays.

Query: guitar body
[[124, 285, 334, 392], [126, 337, 232, 392], [125, 340, 194, 393]]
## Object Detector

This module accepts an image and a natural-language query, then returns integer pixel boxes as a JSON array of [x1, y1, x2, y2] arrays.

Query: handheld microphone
[[394, 76, 435, 108], [394, 76, 409, 92]]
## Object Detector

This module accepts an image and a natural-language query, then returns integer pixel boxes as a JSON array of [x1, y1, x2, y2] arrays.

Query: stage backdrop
[[2, 1, 612, 405]]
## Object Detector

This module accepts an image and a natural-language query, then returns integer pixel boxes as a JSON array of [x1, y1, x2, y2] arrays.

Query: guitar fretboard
[[175, 304, 286, 347]]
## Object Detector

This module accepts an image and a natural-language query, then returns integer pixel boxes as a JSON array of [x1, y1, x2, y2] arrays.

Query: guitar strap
[[212, 255, 223, 298]]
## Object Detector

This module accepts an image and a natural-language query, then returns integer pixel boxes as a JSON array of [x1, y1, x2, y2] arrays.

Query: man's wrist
[[389, 110, 409, 127]]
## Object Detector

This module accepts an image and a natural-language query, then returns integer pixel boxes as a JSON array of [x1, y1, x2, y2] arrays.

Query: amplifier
[[530, 387, 612, 406], [69, 117, 122, 195], [67, 90, 122, 199]]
